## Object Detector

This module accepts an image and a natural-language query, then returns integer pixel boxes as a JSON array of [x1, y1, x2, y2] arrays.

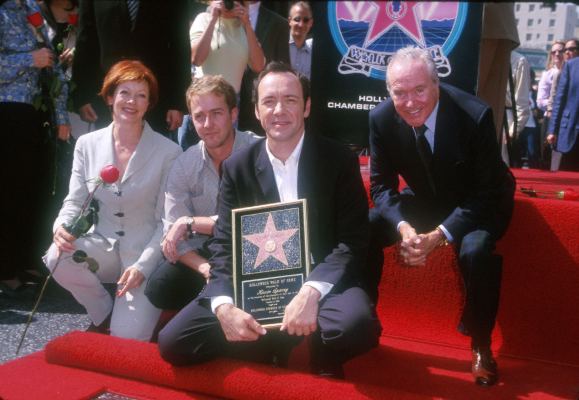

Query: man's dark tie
[[127, 0, 139, 29], [414, 125, 436, 193]]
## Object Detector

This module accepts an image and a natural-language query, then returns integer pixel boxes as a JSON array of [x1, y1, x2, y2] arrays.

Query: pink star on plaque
[[365, 1, 424, 47], [244, 213, 298, 269]]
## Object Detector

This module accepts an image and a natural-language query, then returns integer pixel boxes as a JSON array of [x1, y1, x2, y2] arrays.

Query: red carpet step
[[1, 331, 577, 399], [361, 168, 579, 365]]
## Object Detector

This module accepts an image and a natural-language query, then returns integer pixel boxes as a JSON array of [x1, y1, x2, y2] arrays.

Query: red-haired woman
[[44, 60, 181, 341]]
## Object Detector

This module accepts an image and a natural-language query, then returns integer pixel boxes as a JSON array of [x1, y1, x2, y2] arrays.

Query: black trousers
[[145, 259, 206, 311], [157, 286, 381, 367], [368, 208, 504, 348], [560, 138, 579, 172], [0, 103, 52, 280]]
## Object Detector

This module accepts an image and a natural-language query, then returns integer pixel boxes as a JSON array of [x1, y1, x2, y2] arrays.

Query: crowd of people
[[0, 0, 314, 295], [0, 0, 577, 389], [505, 37, 579, 170]]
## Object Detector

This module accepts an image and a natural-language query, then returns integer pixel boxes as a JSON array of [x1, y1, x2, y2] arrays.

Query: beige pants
[[43, 234, 161, 341]]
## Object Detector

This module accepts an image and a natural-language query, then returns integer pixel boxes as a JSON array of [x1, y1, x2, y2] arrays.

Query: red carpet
[[1, 332, 577, 399], [377, 195, 579, 366], [511, 168, 579, 198], [358, 157, 579, 197], [0, 349, 216, 400], [0, 332, 425, 400], [1, 168, 578, 399]]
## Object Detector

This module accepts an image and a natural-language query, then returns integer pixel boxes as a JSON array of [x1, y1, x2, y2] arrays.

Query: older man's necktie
[[414, 125, 436, 193]]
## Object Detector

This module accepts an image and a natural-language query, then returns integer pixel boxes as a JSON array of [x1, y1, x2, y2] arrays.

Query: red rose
[[68, 13, 79, 26], [100, 165, 120, 184], [27, 12, 44, 28]]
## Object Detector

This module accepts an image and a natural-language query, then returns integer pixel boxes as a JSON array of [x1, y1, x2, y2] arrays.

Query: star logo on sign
[[244, 213, 298, 269], [365, 1, 424, 47]]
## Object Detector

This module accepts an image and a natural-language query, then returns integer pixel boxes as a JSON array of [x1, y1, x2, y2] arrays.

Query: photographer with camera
[[189, 0, 265, 95]]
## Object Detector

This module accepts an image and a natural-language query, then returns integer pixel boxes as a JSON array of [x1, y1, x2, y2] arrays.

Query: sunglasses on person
[[564, 46, 578, 52], [292, 16, 312, 23], [551, 49, 564, 55]]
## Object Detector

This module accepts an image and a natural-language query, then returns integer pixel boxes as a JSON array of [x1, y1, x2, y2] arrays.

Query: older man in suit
[[368, 47, 515, 386], [547, 55, 579, 171], [158, 62, 381, 379], [72, 0, 191, 138]]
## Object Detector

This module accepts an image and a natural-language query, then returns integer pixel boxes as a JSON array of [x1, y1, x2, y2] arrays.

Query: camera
[[223, 0, 235, 10]]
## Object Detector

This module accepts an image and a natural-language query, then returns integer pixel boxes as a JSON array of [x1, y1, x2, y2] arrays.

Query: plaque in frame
[[232, 199, 310, 328]]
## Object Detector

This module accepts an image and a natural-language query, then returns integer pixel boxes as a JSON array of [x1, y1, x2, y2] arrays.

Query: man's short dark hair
[[252, 61, 310, 107]]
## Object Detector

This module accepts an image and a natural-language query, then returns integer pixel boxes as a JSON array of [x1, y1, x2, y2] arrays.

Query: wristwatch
[[185, 216, 196, 238]]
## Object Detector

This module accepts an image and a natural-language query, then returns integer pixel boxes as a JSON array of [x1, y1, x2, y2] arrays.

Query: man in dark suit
[[368, 47, 515, 386], [158, 62, 381, 379], [72, 0, 191, 138], [547, 54, 579, 171], [237, 2, 290, 135]]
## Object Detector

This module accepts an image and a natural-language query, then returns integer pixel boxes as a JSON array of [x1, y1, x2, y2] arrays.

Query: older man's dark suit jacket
[[548, 57, 579, 155], [203, 134, 370, 300], [369, 83, 515, 242], [72, 0, 191, 133]]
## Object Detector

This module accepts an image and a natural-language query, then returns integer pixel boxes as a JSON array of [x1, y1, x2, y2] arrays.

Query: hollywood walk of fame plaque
[[232, 200, 310, 328]]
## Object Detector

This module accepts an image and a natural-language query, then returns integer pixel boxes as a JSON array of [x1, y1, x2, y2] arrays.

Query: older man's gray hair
[[386, 46, 439, 91]]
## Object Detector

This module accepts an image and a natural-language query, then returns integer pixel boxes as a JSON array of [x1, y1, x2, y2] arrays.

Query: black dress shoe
[[311, 356, 345, 380], [472, 346, 498, 386], [314, 363, 345, 380], [309, 333, 345, 379], [271, 350, 290, 368], [270, 343, 293, 368]]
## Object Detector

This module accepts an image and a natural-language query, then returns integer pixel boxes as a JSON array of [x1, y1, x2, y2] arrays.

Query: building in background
[[515, 2, 577, 50], [515, 2, 578, 80]]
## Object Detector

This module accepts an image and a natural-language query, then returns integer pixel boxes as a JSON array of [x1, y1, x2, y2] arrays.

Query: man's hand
[[116, 266, 145, 297], [198, 262, 211, 281], [280, 285, 320, 336], [398, 222, 424, 266], [215, 303, 266, 342], [233, 2, 250, 28], [79, 103, 98, 123], [208, 0, 222, 20], [412, 229, 445, 265], [162, 217, 190, 263], [166, 109, 183, 131], [399, 225, 446, 267], [546, 133, 557, 145]]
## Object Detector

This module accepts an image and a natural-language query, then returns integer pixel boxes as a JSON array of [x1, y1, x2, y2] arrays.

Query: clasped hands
[[398, 222, 445, 267], [215, 285, 320, 342]]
